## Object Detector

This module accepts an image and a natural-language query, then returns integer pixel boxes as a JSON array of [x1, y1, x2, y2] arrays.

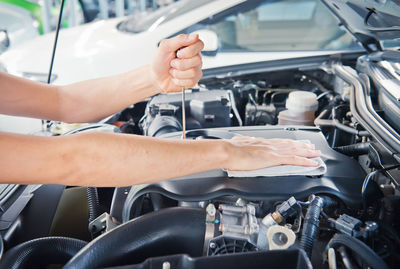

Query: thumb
[[159, 33, 199, 53]]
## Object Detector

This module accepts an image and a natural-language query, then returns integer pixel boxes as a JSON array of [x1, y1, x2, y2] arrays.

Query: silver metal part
[[204, 204, 217, 255], [328, 248, 337, 269], [162, 261, 171, 269], [181, 87, 186, 139], [88, 212, 119, 235], [267, 225, 296, 250], [218, 204, 259, 245], [227, 90, 243, 126]]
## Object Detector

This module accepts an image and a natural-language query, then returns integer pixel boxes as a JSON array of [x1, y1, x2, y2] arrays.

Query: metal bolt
[[209, 242, 216, 249], [206, 204, 216, 216], [162, 261, 171, 269]]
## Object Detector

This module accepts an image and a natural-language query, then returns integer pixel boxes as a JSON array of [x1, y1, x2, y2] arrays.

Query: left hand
[[151, 34, 204, 93]]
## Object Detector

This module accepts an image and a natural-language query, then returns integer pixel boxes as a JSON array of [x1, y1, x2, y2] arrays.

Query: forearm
[[58, 65, 160, 123], [0, 132, 228, 187]]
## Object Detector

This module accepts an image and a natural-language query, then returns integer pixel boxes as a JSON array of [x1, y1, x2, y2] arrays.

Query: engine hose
[[0, 237, 87, 269], [64, 207, 206, 269], [86, 187, 101, 224], [326, 233, 389, 269], [300, 196, 324, 258], [334, 143, 370, 156]]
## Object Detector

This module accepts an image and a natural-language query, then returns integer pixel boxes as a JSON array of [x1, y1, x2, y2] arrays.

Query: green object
[[0, 0, 44, 34]]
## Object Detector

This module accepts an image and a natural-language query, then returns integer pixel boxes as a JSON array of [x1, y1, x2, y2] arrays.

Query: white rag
[[226, 140, 327, 177], [226, 157, 326, 177]]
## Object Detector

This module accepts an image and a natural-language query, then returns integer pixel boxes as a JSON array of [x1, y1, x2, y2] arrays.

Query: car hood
[[321, 0, 400, 51], [0, 17, 157, 84]]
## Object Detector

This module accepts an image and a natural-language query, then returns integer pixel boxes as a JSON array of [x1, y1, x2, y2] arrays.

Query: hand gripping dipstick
[[181, 86, 186, 139]]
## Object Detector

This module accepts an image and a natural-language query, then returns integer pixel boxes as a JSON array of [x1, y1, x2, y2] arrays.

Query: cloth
[[226, 157, 326, 177], [226, 140, 327, 177]]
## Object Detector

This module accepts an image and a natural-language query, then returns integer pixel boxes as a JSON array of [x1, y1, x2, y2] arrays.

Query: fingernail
[[310, 160, 319, 166], [177, 50, 183, 58], [187, 33, 197, 41], [170, 60, 177, 68], [169, 69, 174, 76]]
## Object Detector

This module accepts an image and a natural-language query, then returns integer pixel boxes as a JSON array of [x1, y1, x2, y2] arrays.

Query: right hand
[[223, 137, 321, 171], [151, 34, 204, 93]]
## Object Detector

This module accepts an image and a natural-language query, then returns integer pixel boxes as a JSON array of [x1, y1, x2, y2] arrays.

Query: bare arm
[[0, 132, 320, 187], [0, 34, 203, 123]]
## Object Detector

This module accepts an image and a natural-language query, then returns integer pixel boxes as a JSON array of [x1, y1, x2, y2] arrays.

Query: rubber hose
[[300, 196, 324, 258], [327, 233, 389, 269], [64, 207, 206, 269], [0, 237, 87, 269], [86, 187, 101, 223], [334, 143, 370, 156]]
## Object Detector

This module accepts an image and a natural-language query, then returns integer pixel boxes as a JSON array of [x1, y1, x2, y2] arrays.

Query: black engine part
[[111, 125, 366, 223], [142, 90, 231, 136], [110, 249, 313, 269], [64, 207, 206, 269], [0, 236, 87, 269]]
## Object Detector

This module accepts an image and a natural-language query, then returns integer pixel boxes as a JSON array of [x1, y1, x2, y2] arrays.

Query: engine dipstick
[[181, 86, 186, 139]]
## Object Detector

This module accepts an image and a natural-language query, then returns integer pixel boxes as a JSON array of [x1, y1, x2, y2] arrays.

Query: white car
[[0, 0, 363, 134], [0, 0, 362, 85], [1, 1, 400, 268], [0, 2, 39, 53]]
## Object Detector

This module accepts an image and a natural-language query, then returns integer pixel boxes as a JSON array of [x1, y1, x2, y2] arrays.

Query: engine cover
[[141, 90, 231, 136], [111, 126, 365, 222]]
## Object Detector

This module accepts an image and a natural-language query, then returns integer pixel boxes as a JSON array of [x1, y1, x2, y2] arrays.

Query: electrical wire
[[361, 164, 400, 196]]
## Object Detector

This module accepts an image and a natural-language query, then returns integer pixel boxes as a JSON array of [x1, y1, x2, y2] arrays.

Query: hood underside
[[321, 0, 400, 51]]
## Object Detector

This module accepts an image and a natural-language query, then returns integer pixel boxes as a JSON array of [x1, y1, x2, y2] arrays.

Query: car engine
[[1, 52, 399, 269]]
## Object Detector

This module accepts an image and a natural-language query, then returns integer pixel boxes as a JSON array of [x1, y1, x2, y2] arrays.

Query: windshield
[[118, 0, 214, 33], [181, 0, 362, 51]]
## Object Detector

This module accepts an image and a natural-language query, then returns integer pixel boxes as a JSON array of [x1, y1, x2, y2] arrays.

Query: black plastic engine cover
[[107, 249, 312, 269], [111, 126, 365, 222], [144, 90, 231, 135]]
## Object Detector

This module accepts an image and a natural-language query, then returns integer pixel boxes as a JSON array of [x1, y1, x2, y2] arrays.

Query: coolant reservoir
[[278, 91, 318, 126]]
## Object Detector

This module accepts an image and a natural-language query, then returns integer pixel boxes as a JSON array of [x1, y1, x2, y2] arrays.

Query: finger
[[275, 147, 321, 158], [171, 55, 202, 70], [170, 66, 202, 80], [159, 34, 199, 53], [277, 155, 319, 167], [176, 40, 204, 59], [262, 139, 317, 151]]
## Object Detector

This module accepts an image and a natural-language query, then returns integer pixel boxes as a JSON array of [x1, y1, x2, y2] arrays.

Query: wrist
[[212, 140, 232, 170], [145, 65, 162, 95]]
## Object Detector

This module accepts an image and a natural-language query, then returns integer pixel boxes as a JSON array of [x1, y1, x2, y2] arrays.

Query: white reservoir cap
[[285, 91, 318, 113]]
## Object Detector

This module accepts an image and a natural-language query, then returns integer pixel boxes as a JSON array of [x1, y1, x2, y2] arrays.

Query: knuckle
[[190, 68, 197, 77], [199, 40, 205, 50], [159, 39, 168, 49], [175, 60, 184, 69], [291, 156, 300, 162]]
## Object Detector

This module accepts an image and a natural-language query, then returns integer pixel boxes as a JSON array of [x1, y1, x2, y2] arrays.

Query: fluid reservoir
[[278, 91, 318, 126]]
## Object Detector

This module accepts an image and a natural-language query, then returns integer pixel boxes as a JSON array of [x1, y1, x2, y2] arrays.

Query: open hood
[[321, 0, 400, 51]]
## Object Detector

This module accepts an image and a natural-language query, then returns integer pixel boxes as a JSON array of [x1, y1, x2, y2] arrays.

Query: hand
[[223, 137, 322, 171], [151, 34, 204, 93]]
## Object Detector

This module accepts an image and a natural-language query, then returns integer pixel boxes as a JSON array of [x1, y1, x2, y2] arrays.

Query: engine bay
[[1, 51, 400, 269]]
